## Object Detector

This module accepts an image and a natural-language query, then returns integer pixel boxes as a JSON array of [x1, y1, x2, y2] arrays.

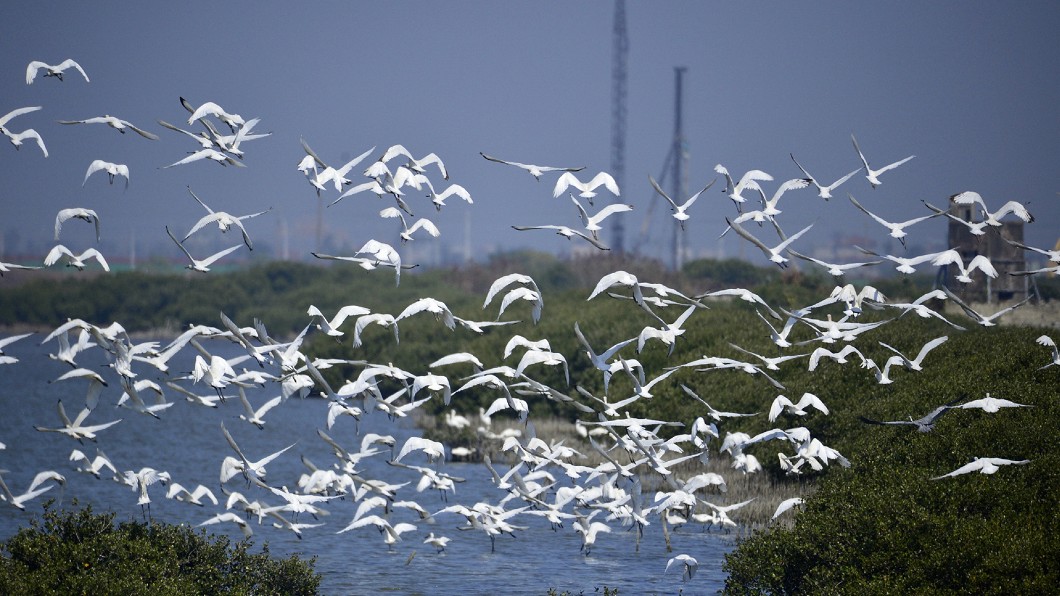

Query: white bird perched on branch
[[26, 58, 89, 83], [480, 151, 584, 180], [83, 160, 130, 188], [851, 133, 914, 188], [58, 115, 158, 140]]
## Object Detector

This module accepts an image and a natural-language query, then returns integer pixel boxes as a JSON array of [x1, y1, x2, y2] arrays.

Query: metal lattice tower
[[610, 0, 628, 254], [671, 67, 688, 271]]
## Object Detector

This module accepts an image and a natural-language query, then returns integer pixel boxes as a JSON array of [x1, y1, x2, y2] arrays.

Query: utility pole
[[670, 67, 687, 271], [611, 0, 628, 254]]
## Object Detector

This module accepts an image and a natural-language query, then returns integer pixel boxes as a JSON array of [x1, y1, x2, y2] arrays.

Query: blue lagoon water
[[0, 338, 735, 594]]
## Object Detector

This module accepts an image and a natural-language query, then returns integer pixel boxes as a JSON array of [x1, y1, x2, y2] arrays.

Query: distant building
[[943, 203, 1027, 303]]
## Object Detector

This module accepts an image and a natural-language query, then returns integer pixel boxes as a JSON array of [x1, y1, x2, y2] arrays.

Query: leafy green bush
[[0, 503, 320, 595], [722, 326, 1060, 594]]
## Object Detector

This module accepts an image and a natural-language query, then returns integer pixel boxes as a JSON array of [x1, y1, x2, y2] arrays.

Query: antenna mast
[[671, 67, 688, 271], [610, 0, 628, 254]]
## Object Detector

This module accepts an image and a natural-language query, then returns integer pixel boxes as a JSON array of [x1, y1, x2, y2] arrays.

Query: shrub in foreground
[[0, 503, 320, 595]]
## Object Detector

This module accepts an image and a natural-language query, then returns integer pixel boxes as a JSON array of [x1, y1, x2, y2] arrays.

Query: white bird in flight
[[186, 100, 245, 131], [26, 58, 89, 84], [648, 175, 716, 229], [480, 151, 585, 180], [553, 171, 620, 202], [571, 194, 633, 240], [165, 226, 241, 273], [83, 160, 130, 188], [714, 164, 772, 212], [3, 127, 48, 157], [726, 218, 813, 268], [851, 133, 915, 188], [55, 208, 100, 242], [768, 393, 829, 422], [665, 554, 699, 582], [949, 191, 1034, 227], [848, 194, 941, 247], [58, 115, 158, 140], [931, 457, 1030, 480], [789, 153, 861, 200], [183, 187, 270, 250], [162, 148, 245, 169], [511, 224, 611, 251], [955, 393, 1032, 413], [44, 245, 109, 271]]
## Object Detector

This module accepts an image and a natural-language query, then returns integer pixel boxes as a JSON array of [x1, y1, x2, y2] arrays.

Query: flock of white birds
[[2, 56, 1058, 585]]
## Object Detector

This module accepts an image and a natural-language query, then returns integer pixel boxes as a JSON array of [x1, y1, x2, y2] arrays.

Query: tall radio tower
[[610, 0, 628, 254], [671, 67, 688, 271]]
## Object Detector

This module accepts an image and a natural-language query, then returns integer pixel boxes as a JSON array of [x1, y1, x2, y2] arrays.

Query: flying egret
[[848, 194, 941, 247], [82, 160, 130, 188], [931, 457, 1030, 480], [665, 554, 699, 581], [183, 187, 270, 250], [44, 245, 109, 271], [58, 115, 158, 139], [3, 127, 48, 157], [480, 151, 584, 180], [851, 133, 915, 188], [950, 191, 1034, 226], [714, 164, 772, 212], [553, 171, 620, 202], [571, 194, 633, 240], [648, 174, 715, 229], [165, 226, 241, 272], [955, 393, 1032, 413], [725, 218, 813, 268], [26, 58, 89, 83], [790, 153, 861, 199]]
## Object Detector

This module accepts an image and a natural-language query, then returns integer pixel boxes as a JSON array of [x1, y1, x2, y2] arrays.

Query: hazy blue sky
[[2, 2, 1058, 271]]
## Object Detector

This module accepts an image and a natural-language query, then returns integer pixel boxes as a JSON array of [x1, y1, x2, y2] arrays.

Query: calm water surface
[[0, 338, 735, 594]]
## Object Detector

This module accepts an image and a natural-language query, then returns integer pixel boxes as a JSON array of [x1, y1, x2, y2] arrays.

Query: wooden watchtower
[[943, 203, 1027, 303]]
